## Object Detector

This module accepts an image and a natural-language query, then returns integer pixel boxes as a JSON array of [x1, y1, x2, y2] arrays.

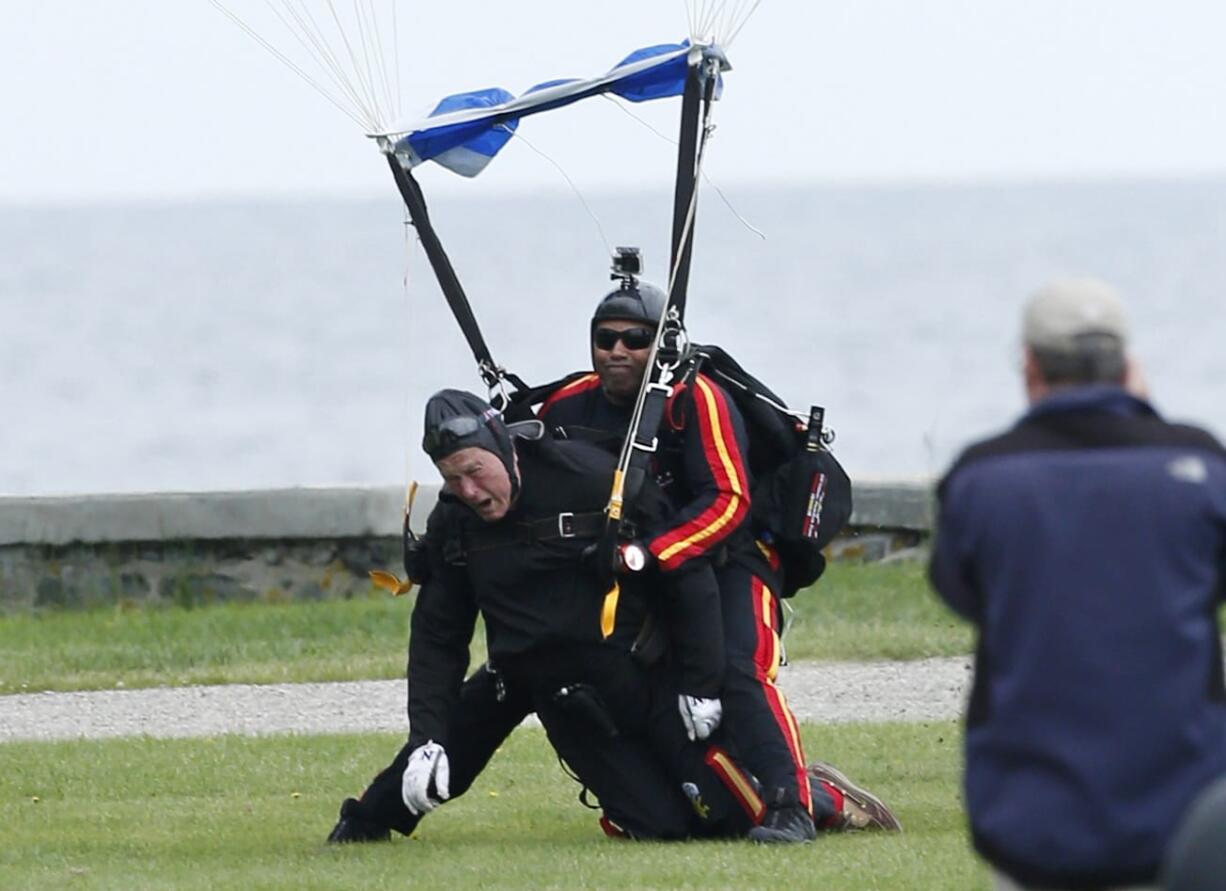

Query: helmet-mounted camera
[[610, 246, 643, 287]]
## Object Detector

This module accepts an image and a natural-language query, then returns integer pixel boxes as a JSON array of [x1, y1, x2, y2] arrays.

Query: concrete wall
[[0, 480, 932, 612]]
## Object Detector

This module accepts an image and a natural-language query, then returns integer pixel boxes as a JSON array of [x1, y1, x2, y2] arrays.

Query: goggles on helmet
[[422, 408, 499, 457]]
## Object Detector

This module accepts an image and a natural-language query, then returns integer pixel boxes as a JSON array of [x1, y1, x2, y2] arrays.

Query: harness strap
[[460, 510, 606, 556]]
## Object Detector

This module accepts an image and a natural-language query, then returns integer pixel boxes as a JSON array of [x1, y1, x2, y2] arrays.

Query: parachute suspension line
[[602, 95, 765, 242], [352, 0, 397, 126], [500, 126, 613, 258], [723, 0, 763, 47], [389, 0, 403, 118], [686, 0, 763, 45], [208, 1, 369, 130], [269, 0, 381, 129], [211, 0, 409, 131], [318, 0, 386, 127]]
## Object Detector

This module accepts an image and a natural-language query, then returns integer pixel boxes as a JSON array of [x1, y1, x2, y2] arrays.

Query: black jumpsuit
[[538, 372, 830, 822], [354, 435, 754, 839]]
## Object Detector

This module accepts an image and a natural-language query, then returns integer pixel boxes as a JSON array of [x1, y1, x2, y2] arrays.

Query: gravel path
[[0, 657, 973, 743]]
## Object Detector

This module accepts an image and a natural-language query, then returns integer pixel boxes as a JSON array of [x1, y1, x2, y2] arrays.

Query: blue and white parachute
[[210, 1, 757, 169], [375, 42, 726, 177]]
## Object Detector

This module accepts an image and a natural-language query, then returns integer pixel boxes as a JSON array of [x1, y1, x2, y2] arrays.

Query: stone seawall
[[0, 480, 931, 612]]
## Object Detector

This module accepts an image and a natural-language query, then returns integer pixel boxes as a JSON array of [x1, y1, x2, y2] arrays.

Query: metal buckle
[[557, 512, 575, 538]]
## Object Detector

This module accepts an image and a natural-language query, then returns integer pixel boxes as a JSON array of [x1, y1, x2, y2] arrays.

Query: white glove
[[678, 695, 723, 741], [402, 741, 451, 815]]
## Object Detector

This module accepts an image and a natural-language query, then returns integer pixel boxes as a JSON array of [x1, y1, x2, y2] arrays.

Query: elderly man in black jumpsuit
[[333, 388, 756, 841]]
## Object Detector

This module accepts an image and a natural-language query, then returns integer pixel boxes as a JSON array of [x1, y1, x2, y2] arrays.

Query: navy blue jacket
[[930, 387, 1226, 889]]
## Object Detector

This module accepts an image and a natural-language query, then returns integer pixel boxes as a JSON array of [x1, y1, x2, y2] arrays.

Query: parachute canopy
[[375, 41, 728, 178]]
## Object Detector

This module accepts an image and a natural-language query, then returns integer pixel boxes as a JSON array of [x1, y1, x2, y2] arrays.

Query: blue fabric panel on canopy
[[386, 41, 719, 177]]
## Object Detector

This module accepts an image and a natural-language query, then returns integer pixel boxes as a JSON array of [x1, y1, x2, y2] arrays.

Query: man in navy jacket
[[930, 278, 1226, 890]]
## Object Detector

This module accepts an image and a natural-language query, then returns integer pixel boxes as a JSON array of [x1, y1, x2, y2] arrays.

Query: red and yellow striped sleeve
[[647, 374, 751, 571], [538, 373, 601, 420]]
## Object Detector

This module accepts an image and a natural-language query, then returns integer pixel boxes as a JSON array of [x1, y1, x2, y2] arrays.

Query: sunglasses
[[593, 326, 655, 351], [422, 409, 497, 456]]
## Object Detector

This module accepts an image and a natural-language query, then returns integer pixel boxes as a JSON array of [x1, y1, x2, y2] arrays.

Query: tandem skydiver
[[328, 263, 900, 844], [332, 388, 761, 841], [533, 268, 900, 842]]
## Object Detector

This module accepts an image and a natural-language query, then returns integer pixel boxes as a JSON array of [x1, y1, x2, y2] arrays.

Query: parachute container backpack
[[672, 344, 852, 598]]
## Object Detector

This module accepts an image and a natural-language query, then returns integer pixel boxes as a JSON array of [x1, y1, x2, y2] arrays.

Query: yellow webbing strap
[[599, 582, 621, 639]]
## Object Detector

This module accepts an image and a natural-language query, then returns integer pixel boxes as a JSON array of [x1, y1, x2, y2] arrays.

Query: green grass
[[784, 560, 973, 661], [0, 720, 986, 891], [0, 561, 969, 694]]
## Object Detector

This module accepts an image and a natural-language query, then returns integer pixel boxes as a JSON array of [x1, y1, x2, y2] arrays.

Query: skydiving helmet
[[592, 247, 668, 336], [422, 389, 518, 488]]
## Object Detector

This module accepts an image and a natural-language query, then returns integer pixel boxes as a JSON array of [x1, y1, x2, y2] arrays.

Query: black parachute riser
[[384, 154, 504, 392], [601, 53, 719, 549], [667, 65, 703, 324], [666, 54, 720, 324]]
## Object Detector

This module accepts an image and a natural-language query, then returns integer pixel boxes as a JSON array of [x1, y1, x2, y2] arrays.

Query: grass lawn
[[0, 720, 986, 891], [0, 560, 971, 694]]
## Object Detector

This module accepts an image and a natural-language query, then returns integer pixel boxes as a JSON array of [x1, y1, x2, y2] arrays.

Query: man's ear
[[1022, 346, 1048, 404], [1123, 355, 1149, 399]]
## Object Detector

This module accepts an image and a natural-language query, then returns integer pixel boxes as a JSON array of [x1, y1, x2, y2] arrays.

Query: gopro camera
[[611, 246, 643, 280]]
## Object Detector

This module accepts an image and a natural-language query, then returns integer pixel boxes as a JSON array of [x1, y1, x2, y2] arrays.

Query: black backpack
[[688, 345, 852, 596]]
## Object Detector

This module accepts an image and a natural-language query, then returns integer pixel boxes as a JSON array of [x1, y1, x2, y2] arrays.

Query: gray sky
[[5, 1, 1226, 204]]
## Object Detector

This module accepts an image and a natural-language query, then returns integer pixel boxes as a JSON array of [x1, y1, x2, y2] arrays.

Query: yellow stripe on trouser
[[711, 750, 765, 819], [758, 578, 809, 809], [761, 585, 780, 682], [600, 582, 620, 639]]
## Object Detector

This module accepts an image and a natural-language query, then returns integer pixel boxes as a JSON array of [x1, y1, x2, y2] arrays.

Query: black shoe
[[747, 787, 817, 844], [326, 797, 392, 844]]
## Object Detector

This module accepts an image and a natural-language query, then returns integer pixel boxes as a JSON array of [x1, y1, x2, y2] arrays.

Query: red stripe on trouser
[[749, 575, 811, 813]]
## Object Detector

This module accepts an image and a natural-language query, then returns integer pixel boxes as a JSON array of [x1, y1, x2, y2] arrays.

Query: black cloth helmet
[[591, 278, 667, 335], [422, 389, 515, 475]]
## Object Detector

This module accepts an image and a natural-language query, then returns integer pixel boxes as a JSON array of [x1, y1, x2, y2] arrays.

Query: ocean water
[[3, 179, 1225, 496]]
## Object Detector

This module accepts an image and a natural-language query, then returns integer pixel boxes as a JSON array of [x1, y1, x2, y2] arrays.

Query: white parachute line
[[715, 0, 730, 40], [209, 0, 369, 129], [390, 0, 403, 117], [351, 0, 392, 129], [271, 0, 379, 128], [704, 1, 729, 41], [683, 0, 698, 41], [699, 1, 726, 42], [319, 0, 384, 128], [703, 172, 767, 240], [347, 0, 379, 118], [687, 0, 760, 46], [601, 95, 766, 241], [500, 125, 613, 257], [361, 0, 398, 124], [270, 0, 377, 128], [723, 0, 763, 47]]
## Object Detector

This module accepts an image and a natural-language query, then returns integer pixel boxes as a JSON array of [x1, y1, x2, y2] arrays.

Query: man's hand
[[401, 741, 451, 815], [678, 695, 723, 741]]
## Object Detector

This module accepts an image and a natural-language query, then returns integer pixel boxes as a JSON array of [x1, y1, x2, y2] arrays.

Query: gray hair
[[1031, 333, 1126, 386]]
